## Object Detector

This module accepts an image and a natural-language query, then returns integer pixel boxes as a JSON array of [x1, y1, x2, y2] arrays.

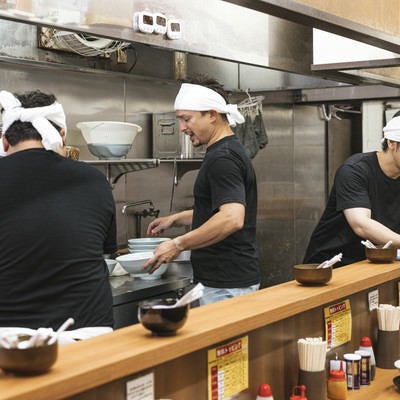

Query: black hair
[[3, 90, 59, 146]]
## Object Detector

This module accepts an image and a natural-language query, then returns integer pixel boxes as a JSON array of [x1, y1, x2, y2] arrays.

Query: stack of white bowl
[[128, 237, 170, 253], [124, 237, 171, 280]]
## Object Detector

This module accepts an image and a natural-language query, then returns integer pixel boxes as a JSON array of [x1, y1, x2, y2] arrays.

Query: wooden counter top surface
[[1, 260, 400, 400]]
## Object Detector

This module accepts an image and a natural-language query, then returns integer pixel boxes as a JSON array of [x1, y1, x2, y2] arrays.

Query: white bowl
[[116, 252, 169, 279], [105, 259, 117, 275], [77, 121, 142, 145], [128, 238, 170, 245]]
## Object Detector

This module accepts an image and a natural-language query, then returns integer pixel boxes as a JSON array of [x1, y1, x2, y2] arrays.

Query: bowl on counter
[[76, 121, 142, 160], [127, 237, 170, 246], [0, 335, 58, 375], [115, 252, 169, 280], [137, 298, 189, 336], [365, 245, 397, 263], [105, 259, 117, 275], [294, 264, 332, 285]]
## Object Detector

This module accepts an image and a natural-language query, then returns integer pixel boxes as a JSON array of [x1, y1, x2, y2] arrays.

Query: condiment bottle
[[359, 336, 376, 380], [289, 385, 307, 400], [327, 363, 347, 400], [256, 383, 273, 400]]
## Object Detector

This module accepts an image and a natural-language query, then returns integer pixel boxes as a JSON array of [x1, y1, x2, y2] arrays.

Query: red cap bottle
[[256, 383, 273, 400]]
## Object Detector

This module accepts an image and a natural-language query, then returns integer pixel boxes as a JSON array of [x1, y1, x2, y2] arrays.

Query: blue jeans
[[199, 284, 260, 306]]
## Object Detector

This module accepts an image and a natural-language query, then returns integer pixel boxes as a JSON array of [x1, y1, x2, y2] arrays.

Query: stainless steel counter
[[110, 262, 193, 328]]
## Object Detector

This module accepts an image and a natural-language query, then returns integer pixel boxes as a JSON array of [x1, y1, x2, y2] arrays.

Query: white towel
[[0, 90, 67, 156], [174, 83, 245, 127]]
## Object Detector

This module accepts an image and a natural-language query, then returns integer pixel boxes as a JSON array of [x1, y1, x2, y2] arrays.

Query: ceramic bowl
[[127, 237, 170, 246], [116, 253, 168, 279], [393, 375, 400, 392], [0, 335, 58, 375], [365, 246, 397, 263], [294, 264, 332, 285], [105, 259, 117, 275], [138, 298, 189, 336], [77, 121, 142, 159]]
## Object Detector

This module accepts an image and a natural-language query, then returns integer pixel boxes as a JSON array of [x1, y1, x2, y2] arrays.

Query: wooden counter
[[0, 260, 400, 400]]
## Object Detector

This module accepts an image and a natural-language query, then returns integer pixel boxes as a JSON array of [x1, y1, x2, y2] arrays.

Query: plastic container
[[359, 336, 376, 380], [327, 364, 347, 400], [289, 385, 307, 400], [256, 383, 273, 400]]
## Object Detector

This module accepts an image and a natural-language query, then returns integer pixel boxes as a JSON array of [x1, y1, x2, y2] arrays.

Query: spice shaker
[[358, 336, 376, 380]]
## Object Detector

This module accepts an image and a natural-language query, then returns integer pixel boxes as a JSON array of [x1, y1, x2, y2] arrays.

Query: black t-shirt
[[303, 152, 400, 266], [0, 149, 117, 329], [191, 135, 260, 288]]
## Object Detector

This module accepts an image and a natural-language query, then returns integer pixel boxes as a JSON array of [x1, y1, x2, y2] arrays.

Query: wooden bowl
[[0, 335, 58, 375], [365, 246, 397, 263], [294, 264, 332, 285]]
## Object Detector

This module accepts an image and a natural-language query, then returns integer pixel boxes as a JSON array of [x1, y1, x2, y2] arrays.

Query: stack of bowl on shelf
[[116, 238, 170, 280]]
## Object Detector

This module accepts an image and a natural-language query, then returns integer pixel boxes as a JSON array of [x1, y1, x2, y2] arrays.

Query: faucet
[[122, 199, 155, 215], [122, 199, 160, 238]]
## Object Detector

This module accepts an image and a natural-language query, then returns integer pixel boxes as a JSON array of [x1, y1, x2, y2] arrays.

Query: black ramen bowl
[[138, 298, 189, 336], [0, 334, 58, 375], [393, 375, 400, 392]]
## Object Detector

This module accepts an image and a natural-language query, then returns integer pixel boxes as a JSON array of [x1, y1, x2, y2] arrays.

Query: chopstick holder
[[297, 337, 327, 400], [376, 304, 400, 369]]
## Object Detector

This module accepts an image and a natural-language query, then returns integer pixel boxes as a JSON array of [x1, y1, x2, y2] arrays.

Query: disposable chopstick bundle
[[377, 304, 400, 331], [297, 337, 327, 371]]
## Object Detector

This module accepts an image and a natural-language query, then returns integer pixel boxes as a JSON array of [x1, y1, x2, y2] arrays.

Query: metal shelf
[[160, 158, 203, 184], [84, 158, 160, 186]]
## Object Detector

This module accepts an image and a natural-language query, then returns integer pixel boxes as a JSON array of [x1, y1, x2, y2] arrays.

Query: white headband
[[174, 83, 245, 127], [0, 90, 67, 156], [383, 115, 400, 142]]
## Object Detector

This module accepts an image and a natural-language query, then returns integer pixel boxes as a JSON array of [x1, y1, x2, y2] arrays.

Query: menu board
[[324, 299, 352, 349], [207, 336, 249, 400]]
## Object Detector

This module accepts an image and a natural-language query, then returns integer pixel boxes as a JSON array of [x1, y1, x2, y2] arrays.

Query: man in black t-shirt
[[144, 76, 260, 305], [304, 115, 400, 266], [0, 90, 117, 330]]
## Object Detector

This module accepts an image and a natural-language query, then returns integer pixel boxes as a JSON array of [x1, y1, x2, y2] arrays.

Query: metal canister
[[355, 350, 371, 385], [344, 353, 361, 390]]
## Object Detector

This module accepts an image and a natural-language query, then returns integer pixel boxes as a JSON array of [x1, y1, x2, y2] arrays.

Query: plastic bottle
[[327, 363, 347, 400], [256, 383, 273, 400], [289, 385, 307, 400], [359, 336, 376, 380]]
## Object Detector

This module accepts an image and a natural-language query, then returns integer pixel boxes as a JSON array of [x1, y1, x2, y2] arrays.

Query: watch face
[[156, 16, 166, 26], [143, 14, 153, 25]]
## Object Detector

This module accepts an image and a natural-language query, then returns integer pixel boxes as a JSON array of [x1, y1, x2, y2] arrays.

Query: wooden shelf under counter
[[0, 260, 400, 400]]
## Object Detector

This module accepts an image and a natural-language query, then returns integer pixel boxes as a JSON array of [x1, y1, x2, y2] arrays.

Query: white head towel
[[174, 83, 245, 127], [383, 115, 400, 142], [0, 90, 67, 156]]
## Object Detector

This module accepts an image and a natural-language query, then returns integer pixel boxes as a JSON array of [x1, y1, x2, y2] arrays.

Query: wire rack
[[49, 30, 130, 57]]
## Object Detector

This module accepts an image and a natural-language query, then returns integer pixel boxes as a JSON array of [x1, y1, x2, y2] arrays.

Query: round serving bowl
[[0, 335, 58, 375], [365, 246, 397, 263], [116, 252, 168, 279], [76, 121, 142, 160], [294, 264, 332, 285], [138, 298, 189, 336], [105, 259, 117, 275], [127, 237, 170, 246]]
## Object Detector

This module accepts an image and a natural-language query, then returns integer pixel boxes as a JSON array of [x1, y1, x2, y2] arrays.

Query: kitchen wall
[[0, 19, 362, 288]]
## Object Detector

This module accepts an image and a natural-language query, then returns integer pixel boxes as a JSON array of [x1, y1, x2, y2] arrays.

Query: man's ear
[[59, 128, 66, 146], [2, 135, 9, 152], [208, 109, 218, 122]]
